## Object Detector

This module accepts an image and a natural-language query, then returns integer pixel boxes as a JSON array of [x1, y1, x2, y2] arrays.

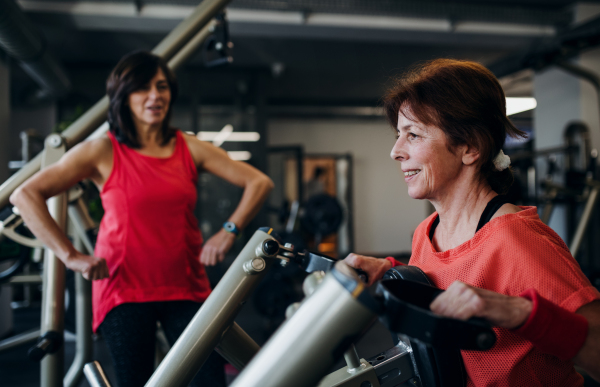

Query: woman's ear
[[462, 145, 480, 166]]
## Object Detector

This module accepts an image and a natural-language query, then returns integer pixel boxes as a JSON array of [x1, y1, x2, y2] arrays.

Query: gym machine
[[83, 227, 496, 387], [0, 0, 235, 385]]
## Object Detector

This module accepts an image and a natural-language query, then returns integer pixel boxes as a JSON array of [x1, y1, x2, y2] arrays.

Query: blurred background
[[1, 0, 600, 385]]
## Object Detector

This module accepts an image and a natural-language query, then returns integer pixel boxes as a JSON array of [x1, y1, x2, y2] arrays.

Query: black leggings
[[99, 301, 227, 387]]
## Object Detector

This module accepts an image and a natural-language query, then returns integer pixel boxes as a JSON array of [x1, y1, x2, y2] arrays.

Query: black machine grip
[[377, 278, 496, 351], [28, 331, 63, 362], [298, 251, 369, 283]]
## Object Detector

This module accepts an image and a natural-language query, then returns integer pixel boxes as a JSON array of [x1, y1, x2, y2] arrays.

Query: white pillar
[[533, 68, 581, 240]]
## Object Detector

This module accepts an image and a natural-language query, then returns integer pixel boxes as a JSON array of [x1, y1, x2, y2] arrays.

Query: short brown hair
[[106, 51, 178, 148], [383, 59, 526, 194]]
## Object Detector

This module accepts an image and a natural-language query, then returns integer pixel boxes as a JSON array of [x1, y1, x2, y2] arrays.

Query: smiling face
[[390, 108, 467, 202], [128, 68, 171, 130]]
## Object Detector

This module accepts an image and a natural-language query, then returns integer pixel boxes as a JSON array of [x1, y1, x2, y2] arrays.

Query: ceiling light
[[227, 151, 252, 161], [506, 97, 537, 116], [197, 131, 260, 142]]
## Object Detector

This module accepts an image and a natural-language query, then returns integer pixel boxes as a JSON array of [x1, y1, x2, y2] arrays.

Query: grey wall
[[533, 67, 582, 240], [580, 47, 600, 154], [268, 118, 427, 255]]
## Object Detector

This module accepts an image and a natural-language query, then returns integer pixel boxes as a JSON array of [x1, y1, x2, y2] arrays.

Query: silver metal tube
[[229, 262, 376, 387], [215, 322, 260, 371], [343, 344, 362, 371], [0, 0, 232, 208], [0, 329, 40, 352], [167, 20, 216, 70], [8, 274, 43, 284], [151, 0, 231, 59], [570, 184, 600, 258], [67, 197, 96, 254], [64, 237, 93, 387], [40, 135, 68, 387], [145, 229, 276, 387], [83, 361, 112, 387]]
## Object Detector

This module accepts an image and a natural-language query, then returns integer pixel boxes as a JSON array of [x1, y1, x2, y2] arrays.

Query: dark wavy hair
[[383, 59, 527, 194], [106, 51, 178, 148]]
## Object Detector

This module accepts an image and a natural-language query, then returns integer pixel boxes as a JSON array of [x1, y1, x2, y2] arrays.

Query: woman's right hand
[[343, 253, 393, 286], [65, 252, 109, 281]]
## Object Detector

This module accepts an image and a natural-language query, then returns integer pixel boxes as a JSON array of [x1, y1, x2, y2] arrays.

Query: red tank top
[[92, 131, 211, 332]]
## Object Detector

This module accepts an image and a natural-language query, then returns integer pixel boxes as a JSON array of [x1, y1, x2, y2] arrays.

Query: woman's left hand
[[200, 229, 236, 266], [430, 281, 532, 329]]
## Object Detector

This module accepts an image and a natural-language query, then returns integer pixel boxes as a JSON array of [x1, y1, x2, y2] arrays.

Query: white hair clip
[[493, 149, 511, 171]]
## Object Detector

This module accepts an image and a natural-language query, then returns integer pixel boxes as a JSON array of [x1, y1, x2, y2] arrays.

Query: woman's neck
[[136, 124, 163, 148], [430, 181, 497, 251]]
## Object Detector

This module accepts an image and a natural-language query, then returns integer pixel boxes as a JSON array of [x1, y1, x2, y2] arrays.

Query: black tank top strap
[[428, 195, 511, 241], [476, 195, 511, 232], [429, 216, 440, 241]]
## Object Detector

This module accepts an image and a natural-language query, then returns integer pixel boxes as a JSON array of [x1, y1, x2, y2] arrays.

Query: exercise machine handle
[[27, 331, 63, 362]]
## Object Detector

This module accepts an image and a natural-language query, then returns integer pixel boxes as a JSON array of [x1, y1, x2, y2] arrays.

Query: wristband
[[223, 221, 240, 236], [513, 289, 588, 360], [385, 257, 405, 268]]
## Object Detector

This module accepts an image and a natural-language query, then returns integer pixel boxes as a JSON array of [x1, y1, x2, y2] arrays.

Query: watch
[[223, 221, 240, 236]]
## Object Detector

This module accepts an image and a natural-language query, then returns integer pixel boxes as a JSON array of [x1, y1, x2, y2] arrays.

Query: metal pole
[[84, 361, 113, 387], [145, 229, 276, 387], [0, 0, 232, 208], [343, 344, 362, 372], [64, 236, 93, 387], [229, 262, 377, 387], [215, 322, 260, 371], [0, 329, 40, 352], [570, 183, 600, 258], [40, 134, 68, 387]]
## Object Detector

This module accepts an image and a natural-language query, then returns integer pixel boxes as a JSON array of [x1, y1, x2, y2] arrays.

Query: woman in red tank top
[[11, 51, 273, 387], [342, 59, 600, 386]]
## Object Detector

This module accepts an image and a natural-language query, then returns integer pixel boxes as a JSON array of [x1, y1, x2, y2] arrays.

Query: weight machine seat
[[381, 265, 472, 387]]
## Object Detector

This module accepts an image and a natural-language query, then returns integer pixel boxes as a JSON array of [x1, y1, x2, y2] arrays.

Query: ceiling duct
[[489, 16, 600, 78], [0, 0, 71, 98]]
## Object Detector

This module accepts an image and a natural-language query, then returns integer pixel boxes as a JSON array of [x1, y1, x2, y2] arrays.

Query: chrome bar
[[40, 135, 68, 387], [64, 236, 93, 387], [84, 361, 113, 387], [215, 322, 260, 371], [570, 183, 600, 258], [343, 344, 362, 371], [8, 274, 43, 284], [67, 197, 97, 254], [0, 329, 39, 352]]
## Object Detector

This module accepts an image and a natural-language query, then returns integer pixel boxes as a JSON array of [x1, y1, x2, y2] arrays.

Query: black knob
[[262, 240, 279, 257], [477, 332, 496, 350], [28, 331, 63, 362]]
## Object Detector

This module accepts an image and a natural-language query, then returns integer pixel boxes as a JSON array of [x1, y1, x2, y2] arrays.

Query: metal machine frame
[[81, 228, 494, 387]]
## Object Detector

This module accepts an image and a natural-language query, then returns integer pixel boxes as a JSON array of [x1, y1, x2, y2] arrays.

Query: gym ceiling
[[6, 0, 600, 107]]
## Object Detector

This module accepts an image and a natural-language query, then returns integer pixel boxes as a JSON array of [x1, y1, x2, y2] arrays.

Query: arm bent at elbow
[[9, 138, 111, 280], [429, 281, 600, 382]]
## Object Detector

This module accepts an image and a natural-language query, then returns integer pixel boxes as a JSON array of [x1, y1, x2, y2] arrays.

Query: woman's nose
[[148, 86, 160, 99], [390, 137, 407, 161]]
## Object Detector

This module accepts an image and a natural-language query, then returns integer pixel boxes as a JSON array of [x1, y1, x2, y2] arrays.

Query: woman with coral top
[[11, 51, 273, 387], [344, 59, 600, 386]]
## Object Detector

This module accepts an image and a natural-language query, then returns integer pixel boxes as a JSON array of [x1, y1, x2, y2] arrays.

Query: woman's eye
[[408, 132, 418, 140]]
